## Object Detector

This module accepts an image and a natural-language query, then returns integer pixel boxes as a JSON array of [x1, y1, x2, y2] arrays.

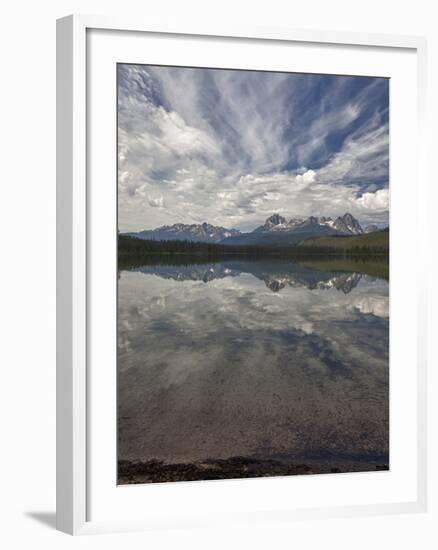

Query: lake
[[117, 257, 389, 483]]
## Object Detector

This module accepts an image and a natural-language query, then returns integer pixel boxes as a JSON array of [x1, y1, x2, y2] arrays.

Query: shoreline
[[118, 456, 389, 485]]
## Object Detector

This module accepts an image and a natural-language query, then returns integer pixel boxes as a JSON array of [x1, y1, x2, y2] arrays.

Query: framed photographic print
[[57, 15, 428, 535]]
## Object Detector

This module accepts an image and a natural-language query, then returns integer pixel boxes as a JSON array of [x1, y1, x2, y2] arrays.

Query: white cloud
[[356, 188, 389, 211], [148, 195, 165, 208], [296, 169, 316, 184], [354, 295, 389, 318]]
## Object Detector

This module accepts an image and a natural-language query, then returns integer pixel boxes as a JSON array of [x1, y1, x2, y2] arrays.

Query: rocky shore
[[118, 456, 388, 484]]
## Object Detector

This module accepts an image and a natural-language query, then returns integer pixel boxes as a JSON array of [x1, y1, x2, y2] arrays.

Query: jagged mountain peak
[[222, 212, 365, 246], [332, 213, 363, 235], [254, 212, 363, 235], [266, 213, 287, 226], [254, 213, 288, 233]]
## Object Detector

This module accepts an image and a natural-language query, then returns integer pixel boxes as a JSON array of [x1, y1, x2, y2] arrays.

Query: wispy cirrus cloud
[[118, 64, 389, 231]]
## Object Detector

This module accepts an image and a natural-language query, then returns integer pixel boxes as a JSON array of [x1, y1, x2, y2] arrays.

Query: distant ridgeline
[[120, 213, 388, 258]]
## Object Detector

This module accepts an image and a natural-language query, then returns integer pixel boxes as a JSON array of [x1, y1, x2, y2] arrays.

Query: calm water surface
[[117, 258, 389, 481]]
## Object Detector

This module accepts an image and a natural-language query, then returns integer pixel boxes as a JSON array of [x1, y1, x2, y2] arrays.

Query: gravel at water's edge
[[118, 456, 389, 484]]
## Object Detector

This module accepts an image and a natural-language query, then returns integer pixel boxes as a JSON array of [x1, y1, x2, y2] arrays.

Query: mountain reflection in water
[[130, 260, 366, 294], [118, 257, 389, 483]]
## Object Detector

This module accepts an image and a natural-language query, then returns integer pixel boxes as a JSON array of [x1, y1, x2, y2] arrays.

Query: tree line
[[118, 234, 389, 259]]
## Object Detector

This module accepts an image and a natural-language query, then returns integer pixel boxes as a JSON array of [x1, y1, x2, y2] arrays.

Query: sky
[[118, 64, 389, 232]]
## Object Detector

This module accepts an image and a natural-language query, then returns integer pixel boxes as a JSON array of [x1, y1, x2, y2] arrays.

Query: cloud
[[148, 195, 165, 208], [117, 65, 389, 230], [296, 169, 316, 184], [354, 295, 389, 318], [356, 188, 389, 211]]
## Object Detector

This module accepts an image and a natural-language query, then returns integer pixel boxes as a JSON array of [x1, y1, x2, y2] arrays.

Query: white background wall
[[0, 0, 436, 547]]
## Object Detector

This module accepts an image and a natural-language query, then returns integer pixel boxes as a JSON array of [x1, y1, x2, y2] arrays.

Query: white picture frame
[[56, 14, 428, 535]]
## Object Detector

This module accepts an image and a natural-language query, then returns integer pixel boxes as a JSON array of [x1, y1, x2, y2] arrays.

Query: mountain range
[[125, 213, 380, 246], [126, 222, 241, 244]]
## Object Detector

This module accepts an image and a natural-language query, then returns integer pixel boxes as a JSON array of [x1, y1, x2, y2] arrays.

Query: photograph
[[116, 63, 390, 484]]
